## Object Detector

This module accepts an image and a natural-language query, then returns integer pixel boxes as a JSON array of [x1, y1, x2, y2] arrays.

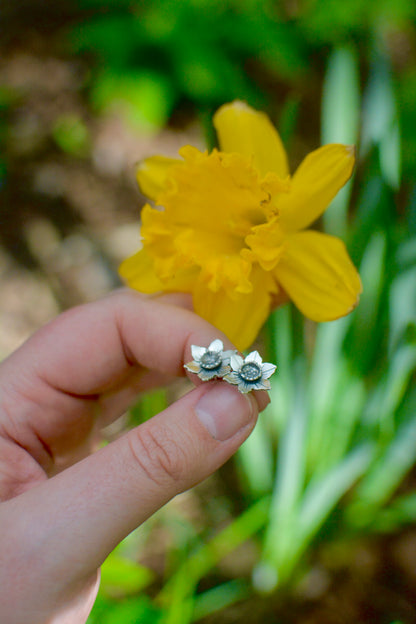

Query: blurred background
[[1, 1, 416, 622]]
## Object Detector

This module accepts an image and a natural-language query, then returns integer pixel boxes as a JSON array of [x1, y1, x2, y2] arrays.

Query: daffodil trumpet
[[120, 101, 362, 350]]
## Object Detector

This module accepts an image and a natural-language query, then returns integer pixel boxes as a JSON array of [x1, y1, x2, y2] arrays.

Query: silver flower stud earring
[[223, 351, 276, 393], [184, 339, 234, 381]]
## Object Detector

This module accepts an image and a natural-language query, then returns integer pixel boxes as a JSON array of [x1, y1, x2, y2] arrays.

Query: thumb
[[3, 382, 261, 590]]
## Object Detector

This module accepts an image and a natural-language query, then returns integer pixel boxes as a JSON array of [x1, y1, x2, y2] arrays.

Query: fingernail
[[195, 383, 257, 441]]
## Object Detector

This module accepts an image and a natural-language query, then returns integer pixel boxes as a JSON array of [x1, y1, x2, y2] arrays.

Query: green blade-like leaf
[[348, 399, 416, 527], [321, 47, 360, 236], [297, 444, 373, 546]]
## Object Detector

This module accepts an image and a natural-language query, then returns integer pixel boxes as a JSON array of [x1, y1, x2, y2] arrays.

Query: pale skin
[[0, 290, 269, 624]]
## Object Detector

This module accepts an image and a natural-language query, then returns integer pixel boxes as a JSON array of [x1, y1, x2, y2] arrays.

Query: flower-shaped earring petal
[[184, 339, 234, 381], [223, 350, 276, 393]]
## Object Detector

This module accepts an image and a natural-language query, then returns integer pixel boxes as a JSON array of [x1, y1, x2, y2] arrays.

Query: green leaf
[[88, 595, 163, 624], [389, 244, 416, 351], [321, 47, 360, 236], [258, 370, 307, 583], [297, 444, 373, 545], [237, 409, 275, 496], [91, 70, 175, 131], [159, 497, 270, 606], [192, 580, 249, 621], [307, 317, 352, 471], [348, 396, 416, 527], [347, 231, 387, 373], [100, 552, 155, 597], [372, 492, 416, 532], [361, 57, 401, 189], [52, 114, 90, 157]]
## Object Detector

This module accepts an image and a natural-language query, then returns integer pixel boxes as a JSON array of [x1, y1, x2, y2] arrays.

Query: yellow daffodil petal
[[119, 248, 163, 293], [278, 144, 355, 233], [136, 155, 179, 201], [274, 230, 362, 322], [213, 101, 289, 179], [119, 248, 197, 293], [193, 267, 277, 350]]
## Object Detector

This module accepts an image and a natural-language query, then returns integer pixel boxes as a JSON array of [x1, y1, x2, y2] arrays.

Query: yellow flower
[[119, 101, 362, 350]]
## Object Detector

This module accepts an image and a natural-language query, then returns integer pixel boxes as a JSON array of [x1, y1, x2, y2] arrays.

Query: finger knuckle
[[127, 423, 190, 488]]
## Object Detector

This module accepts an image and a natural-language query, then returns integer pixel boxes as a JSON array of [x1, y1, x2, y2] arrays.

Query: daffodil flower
[[223, 351, 276, 393], [119, 101, 362, 350], [184, 339, 234, 381]]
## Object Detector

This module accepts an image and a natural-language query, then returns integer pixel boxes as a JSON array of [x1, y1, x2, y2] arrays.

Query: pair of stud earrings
[[184, 339, 276, 394]]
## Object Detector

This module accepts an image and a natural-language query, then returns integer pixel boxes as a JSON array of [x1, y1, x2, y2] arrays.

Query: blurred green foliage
[[71, 0, 307, 131], [52, 114, 90, 157]]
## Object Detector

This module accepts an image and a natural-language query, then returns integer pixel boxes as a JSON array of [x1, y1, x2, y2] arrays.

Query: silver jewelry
[[184, 339, 234, 381], [223, 350, 276, 393]]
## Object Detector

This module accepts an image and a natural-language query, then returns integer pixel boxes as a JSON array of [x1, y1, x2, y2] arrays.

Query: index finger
[[3, 290, 230, 397]]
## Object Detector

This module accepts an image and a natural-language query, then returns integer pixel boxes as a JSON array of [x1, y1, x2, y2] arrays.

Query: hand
[[0, 290, 268, 624]]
